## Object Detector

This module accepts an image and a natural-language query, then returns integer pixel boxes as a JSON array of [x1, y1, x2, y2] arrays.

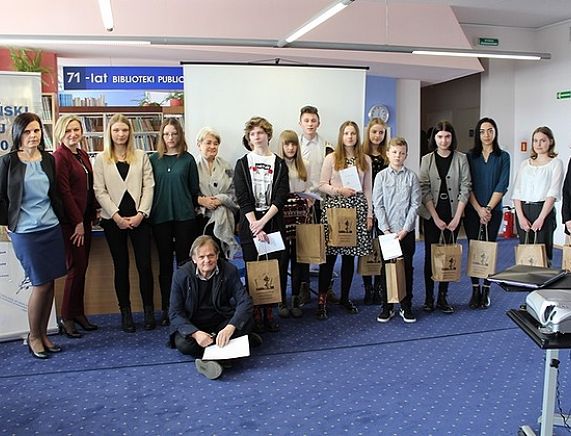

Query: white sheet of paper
[[202, 334, 250, 360], [254, 231, 285, 255], [378, 234, 403, 260], [297, 191, 322, 201], [339, 166, 362, 192]]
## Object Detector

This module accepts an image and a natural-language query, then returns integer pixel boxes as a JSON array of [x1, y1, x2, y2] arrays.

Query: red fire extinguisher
[[501, 206, 515, 239]]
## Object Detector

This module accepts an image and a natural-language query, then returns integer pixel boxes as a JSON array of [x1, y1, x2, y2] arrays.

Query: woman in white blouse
[[512, 126, 564, 265]]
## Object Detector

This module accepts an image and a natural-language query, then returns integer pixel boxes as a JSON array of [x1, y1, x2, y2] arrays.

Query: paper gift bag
[[246, 259, 282, 306], [296, 223, 326, 264], [562, 236, 571, 271], [431, 235, 462, 282], [467, 226, 498, 279], [326, 207, 357, 247], [358, 237, 382, 276], [386, 257, 406, 303], [515, 232, 548, 268]]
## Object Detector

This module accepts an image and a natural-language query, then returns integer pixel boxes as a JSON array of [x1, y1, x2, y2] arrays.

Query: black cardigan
[[0, 150, 63, 231], [233, 153, 289, 244]]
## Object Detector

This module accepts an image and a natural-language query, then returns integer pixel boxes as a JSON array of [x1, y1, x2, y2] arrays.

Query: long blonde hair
[[278, 130, 307, 181], [333, 121, 369, 172], [103, 113, 136, 164]]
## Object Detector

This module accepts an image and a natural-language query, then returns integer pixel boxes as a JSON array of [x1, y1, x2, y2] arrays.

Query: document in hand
[[202, 335, 250, 360], [254, 231, 285, 255], [339, 166, 362, 192], [378, 233, 403, 260]]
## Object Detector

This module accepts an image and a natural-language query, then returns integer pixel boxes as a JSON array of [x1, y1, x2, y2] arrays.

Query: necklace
[[166, 155, 178, 173]]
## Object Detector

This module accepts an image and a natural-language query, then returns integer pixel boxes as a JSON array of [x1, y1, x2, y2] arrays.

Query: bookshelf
[[58, 106, 184, 153], [41, 93, 57, 150]]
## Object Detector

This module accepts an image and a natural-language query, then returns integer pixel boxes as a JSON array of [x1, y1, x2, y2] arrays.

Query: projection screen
[[183, 63, 367, 165]]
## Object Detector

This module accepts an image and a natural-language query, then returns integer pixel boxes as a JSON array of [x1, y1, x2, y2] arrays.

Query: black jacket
[[233, 153, 289, 244], [168, 258, 253, 346], [0, 151, 63, 231]]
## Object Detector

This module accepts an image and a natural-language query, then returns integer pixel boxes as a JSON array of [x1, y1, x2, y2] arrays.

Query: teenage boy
[[372, 137, 421, 323], [298, 105, 336, 304]]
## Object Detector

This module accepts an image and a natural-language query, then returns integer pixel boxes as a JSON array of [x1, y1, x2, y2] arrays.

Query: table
[[507, 309, 571, 436]]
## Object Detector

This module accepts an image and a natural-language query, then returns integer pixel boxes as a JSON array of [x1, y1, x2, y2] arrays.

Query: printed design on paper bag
[[477, 251, 489, 267], [526, 256, 537, 266], [254, 273, 275, 292], [337, 219, 354, 235], [443, 256, 457, 271], [366, 246, 381, 264]]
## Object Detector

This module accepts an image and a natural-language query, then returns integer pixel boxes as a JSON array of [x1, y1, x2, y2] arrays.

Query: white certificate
[[202, 334, 250, 360], [254, 231, 285, 255], [339, 166, 362, 192], [378, 233, 403, 260]]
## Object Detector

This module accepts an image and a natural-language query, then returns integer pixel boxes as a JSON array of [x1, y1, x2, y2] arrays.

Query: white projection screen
[[183, 63, 367, 165]]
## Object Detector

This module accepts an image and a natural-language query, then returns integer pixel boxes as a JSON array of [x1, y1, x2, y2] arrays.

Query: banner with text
[[63, 66, 184, 90]]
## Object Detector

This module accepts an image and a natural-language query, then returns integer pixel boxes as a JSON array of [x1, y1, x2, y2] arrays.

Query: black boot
[[316, 292, 328, 320], [143, 306, 156, 330], [469, 285, 481, 309], [436, 289, 454, 314], [160, 309, 170, 327], [423, 290, 435, 312], [480, 285, 491, 309], [120, 307, 136, 333], [363, 284, 375, 305]]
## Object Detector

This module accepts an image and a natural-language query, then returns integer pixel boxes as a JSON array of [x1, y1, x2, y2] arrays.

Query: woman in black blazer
[[0, 112, 67, 359]]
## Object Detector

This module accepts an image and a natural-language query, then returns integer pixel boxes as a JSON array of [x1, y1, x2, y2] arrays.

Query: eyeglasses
[[163, 132, 179, 137]]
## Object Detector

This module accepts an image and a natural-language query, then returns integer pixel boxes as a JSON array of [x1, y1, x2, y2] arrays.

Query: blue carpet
[[2, 237, 571, 435]]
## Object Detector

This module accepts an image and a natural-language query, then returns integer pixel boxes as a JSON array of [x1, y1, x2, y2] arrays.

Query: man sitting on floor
[[168, 235, 260, 379]]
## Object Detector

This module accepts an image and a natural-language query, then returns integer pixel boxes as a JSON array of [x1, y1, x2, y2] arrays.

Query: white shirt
[[299, 133, 331, 193], [285, 158, 311, 194], [512, 158, 564, 202], [246, 152, 276, 211]]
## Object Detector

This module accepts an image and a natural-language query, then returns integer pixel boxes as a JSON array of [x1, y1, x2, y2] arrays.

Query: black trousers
[[516, 202, 556, 263], [319, 254, 355, 301], [285, 239, 310, 300], [422, 218, 460, 299], [174, 317, 254, 359], [152, 219, 195, 310], [381, 231, 416, 310], [464, 206, 502, 285], [101, 219, 154, 309]]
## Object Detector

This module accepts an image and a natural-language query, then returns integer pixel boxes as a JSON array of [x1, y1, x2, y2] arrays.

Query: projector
[[526, 289, 571, 334]]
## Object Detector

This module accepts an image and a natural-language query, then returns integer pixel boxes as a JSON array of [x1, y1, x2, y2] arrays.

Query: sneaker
[[376, 307, 395, 323], [195, 359, 223, 380], [399, 308, 416, 323]]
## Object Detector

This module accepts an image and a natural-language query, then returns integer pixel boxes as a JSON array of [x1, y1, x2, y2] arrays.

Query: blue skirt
[[10, 224, 67, 286]]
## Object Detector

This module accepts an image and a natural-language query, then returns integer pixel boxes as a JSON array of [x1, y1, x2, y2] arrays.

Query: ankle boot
[[160, 309, 170, 327], [480, 285, 491, 309], [316, 292, 328, 320], [253, 306, 265, 333], [120, 307, 136, 333], [469, 285, 481, 309], [143, 306, 156, 330], [436, 289, 454, 314], [290, 295, 303, 318], [423, 290, 435, 312], [363, 284, 374, 305], [263, 306, 280, 332], [299, 282, 310, 306]]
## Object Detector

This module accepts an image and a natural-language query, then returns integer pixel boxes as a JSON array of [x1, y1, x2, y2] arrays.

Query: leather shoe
[[73, 315, 98, 331], [58, 319, 83, 338], [340, 299, 359, 314], [27, 334, 49, 359]]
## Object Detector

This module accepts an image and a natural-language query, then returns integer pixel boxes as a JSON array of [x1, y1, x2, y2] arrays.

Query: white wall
[[396, 79, 421, 176]]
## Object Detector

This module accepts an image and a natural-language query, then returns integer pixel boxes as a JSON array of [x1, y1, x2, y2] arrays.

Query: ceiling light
[[412, 49, 549, 61], [0, 37, 150, 46], [277, 0, 354, 48], [98, 0, 114, 32]]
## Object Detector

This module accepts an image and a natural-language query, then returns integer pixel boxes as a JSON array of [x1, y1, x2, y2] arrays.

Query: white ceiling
[[2, 0, 570, 85]]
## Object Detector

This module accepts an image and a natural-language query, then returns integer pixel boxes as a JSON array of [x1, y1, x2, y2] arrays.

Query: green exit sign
[[478, 37, 499, 47], [557, 90, 571, 100]]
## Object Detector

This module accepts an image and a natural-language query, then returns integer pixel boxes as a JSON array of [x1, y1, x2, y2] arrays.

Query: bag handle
[[478, 224, 489, 242], [439, 230, 456, 245], [522, 230, 539, 245]]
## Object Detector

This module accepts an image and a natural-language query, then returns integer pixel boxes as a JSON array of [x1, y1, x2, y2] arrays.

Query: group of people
[[0, 106, 568, 380]]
